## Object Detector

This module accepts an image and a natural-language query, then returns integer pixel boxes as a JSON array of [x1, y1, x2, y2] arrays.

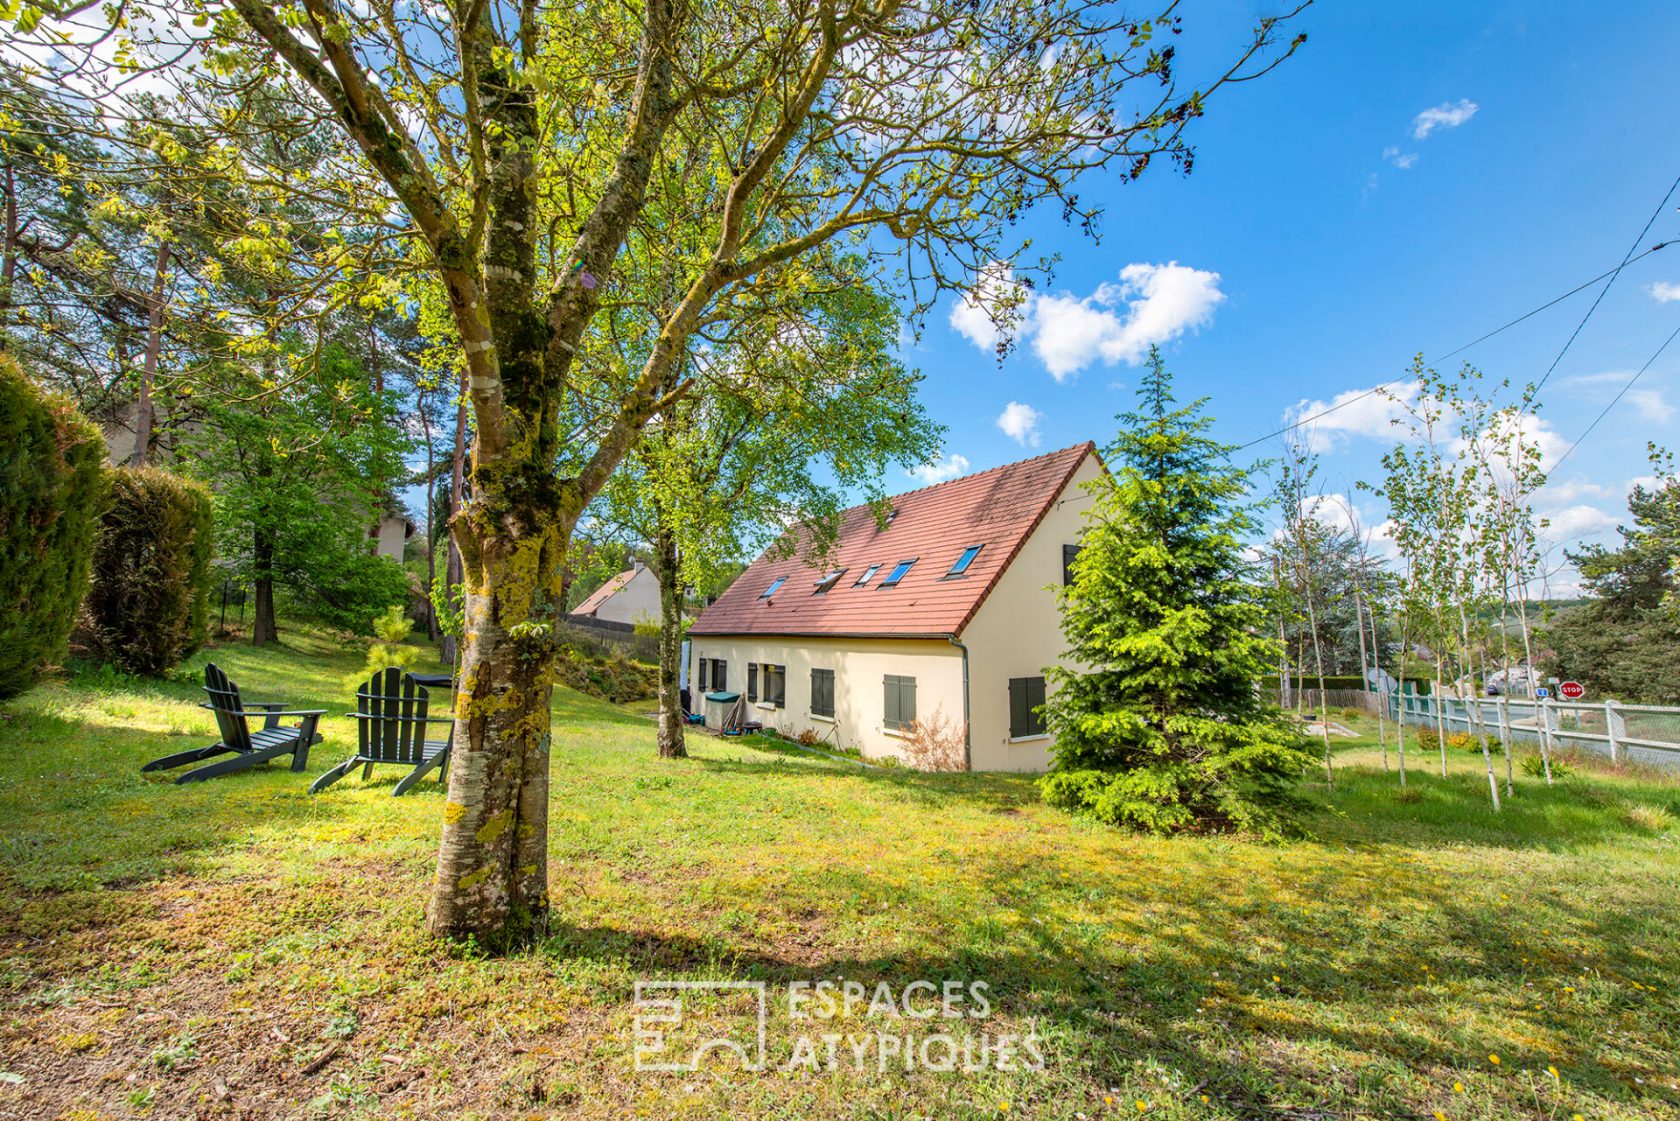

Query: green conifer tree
[[1040, 348, 1312, 837]]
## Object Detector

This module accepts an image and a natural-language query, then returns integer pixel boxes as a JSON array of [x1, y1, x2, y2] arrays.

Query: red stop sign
[[1559, 681, 1585, 700]]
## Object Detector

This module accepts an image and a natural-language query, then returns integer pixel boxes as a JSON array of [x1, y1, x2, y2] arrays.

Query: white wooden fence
[[1385, 693, 1680, 769]]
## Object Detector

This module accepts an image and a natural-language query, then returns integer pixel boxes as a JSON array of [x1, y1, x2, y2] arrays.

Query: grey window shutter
[[904, 677, 916, 726], [1062, 544, 1083, 585], [748, 664, 758, 702]]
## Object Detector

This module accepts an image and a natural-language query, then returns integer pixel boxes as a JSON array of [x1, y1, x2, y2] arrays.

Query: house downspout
[[948, 635, 972, 771]]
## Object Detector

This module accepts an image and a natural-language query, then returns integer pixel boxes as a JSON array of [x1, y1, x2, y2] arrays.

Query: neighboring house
[[372, 511, 415, 561], [571, 561, 661, 626], [688, 442, 1101, 771]]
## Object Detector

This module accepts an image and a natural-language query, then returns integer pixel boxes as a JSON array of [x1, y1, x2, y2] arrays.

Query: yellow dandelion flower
[[1453, 1082, 1464, 1093], [1272, 975, 1281, 983], [1547, 1065, 1560, 1080], [1136, 1101, 1148, 1113], [1105, 1096, 1114, 1106], [999, 1104, 1010, 1114], [1200, 1095, 1209, 1103], [1488, 1054, 1501, 1066], [1563, 986, 1575, 993], [1434, 1112, 1446, 1121]]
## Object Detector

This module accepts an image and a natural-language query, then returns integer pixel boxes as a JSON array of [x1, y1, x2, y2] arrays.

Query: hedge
[[0, 356, 109, 699], [84, 467, 216, 675]]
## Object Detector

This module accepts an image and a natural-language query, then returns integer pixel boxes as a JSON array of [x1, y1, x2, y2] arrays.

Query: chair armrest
[[246, 708, 328, 718], [343, 713, 456, 725]]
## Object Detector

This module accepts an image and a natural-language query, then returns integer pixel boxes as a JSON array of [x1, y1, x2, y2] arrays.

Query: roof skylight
[[947, 545, 983, 577], [880, 558, 917, 587]]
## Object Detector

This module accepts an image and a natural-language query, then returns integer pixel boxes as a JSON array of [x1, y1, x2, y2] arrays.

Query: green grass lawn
[[2, 635, 1678, 1120]]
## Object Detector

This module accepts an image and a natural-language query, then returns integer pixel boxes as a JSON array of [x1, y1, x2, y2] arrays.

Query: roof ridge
[[873, 440, 1095, 507]]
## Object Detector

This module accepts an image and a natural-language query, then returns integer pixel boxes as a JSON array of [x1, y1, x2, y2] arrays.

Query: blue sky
[[900, 1, 1680, 593]]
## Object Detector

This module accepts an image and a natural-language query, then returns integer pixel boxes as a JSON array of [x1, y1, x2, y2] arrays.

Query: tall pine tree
[[1041, 349, 1311, 838]]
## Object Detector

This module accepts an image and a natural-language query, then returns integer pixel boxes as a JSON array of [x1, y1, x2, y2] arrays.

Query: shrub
[[0, 356, 108, 699], [83, 467, 215, 675], [554, 644, 658, 703], [1520, 753, 1571, 780], [899, 705, 969, 772], [294, 549, 410, 634]]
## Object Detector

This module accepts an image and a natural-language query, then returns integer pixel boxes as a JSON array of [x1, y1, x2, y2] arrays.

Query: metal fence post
[[1605, 699, 1620, 765]]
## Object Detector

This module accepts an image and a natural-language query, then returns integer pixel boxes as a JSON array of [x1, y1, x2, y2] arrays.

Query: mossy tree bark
[[652, 523, 687, 759]]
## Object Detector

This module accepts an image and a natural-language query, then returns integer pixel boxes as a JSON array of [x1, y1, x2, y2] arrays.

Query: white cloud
[[1411, 98, 1479, 139], [1540, 504, 1617, 542], [996, 401, 1042, 446], [948, 262, 1024, 351], [1282, 381, 1424, 453], [1383, 145, 1418, 169], [907, 453, 971, 485], [950, 261, 1225, 380], [1030, 262, 1225, 380], [1540, 477, 1614, 504], [1649, 281, 1680, 303], [1559, 369, 1674, 425]]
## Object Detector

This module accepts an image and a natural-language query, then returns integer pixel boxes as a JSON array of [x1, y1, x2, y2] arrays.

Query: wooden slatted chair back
[[203, 663, 252, 753], [355, 668, 431, 764]]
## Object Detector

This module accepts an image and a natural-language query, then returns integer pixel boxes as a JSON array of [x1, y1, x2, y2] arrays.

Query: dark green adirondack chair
[[141, 663, 325, 783], [310, 668, 454, 796]]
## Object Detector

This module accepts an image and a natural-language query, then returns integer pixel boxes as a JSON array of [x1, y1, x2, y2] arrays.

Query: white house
[[688, 442, 1101, 771], [571, 561, 661, 626]]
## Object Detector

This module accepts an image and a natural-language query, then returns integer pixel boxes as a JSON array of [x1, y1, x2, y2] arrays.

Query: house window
[[761, 577, 786, 599], [854, 564, 882, 587], [763, 664, 786, 708], [883, 674, 917, 731], [947, 544, 983, 577], [1009, 676, 1048, 739], [1062, 544, 1083, 586], [747, 663, 759, 702], [712, 659, 727, 691], [698, 658, 709, 691], [880, 558, 917, 587], [811, 668, 835, 718], [813, 569, 846, 595]]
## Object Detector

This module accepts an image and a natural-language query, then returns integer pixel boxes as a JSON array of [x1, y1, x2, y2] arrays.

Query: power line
[[1530, 171, 1680, 397], [1233, 239, 1672, 452], [1547, 320, 1680, 475]]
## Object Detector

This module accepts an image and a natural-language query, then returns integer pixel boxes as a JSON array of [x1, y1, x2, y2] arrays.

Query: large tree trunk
[[251, 524, 278, 646], [1, 162, 16, 316], [440, 387, 468, 666], [653, 525, 686, 759], [129, 240, 170, 468], [424, 514, 563, 940], [426, 65, 562, 941]]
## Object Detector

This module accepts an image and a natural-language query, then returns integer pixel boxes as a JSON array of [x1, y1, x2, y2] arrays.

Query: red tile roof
[[572, 567, 637, 616], [691, 442, 1095, 639]]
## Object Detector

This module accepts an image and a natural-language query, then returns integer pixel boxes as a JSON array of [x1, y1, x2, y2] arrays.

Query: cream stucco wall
[[374, 514, 411, 561], [958, 454, 1101, 771], [592, 565, 661, 625], [687, 634, 965, 764]]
